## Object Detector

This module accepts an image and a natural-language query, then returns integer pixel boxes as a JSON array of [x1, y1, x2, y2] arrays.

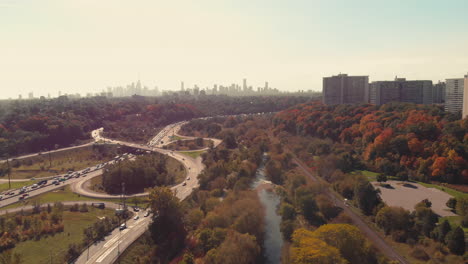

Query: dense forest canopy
[[274, 101, 468, 184], [0, 95, 311, 157]]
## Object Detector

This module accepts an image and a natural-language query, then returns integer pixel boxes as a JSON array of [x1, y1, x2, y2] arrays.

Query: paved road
[[293, 158, 408, 264], [74, 122, 222, 264], [0, 166, 111, 209], [75, 209, 150, 264], [0, 201, 120, 215], [0, 142, 94, 164]]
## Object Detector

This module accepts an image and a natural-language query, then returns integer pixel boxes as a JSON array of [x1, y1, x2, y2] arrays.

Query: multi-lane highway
[[73, 121, 221, 264], [0, 118, 226, 264]]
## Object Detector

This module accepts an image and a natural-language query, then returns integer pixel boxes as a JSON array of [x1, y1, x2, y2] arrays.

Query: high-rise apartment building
[[433, 81, 446, 104], [445, 78, 464, 114], [369, 78, 433, 105], [323, 74, 369, 105], [463, 74, 468, 119]]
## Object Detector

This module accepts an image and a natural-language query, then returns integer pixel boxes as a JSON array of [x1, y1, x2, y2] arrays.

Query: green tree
[[436, 220, 451, 243], [447, 226, 465, 255], [376, 174, 387, 183], [149, 187, 186, 263], [354, 179, 381, 215], [280, 203, 296, 221], [446, 198, 457, 210]]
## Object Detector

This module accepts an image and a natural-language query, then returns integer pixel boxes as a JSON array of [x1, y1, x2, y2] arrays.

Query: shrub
[[410, 247, 429, 261]]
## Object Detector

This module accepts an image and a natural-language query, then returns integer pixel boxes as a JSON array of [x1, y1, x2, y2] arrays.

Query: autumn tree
[[290, 228, 347, 264], [312, 224, 377, 264], [376, 206, 412, 236]]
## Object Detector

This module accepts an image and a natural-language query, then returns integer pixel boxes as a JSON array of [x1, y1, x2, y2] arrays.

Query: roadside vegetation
[[0, 203, 118, 264], [0, 144, 119, 180], [164, 138, 211, 151]]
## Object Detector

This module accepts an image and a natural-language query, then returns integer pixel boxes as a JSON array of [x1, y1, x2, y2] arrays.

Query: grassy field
[[1, 186, 96, 210], [169, 135, 184, 141], [179, 150, 205, 159], [2, 185, 148, 211], [11, 207, 115, 264], [439, 215, 468, 234], [418, 182, 468, 199], [0, 180, 36, 192], [164, 139, 210, 151], [167, 155, 186, 184], [0, 145, 119, 180]]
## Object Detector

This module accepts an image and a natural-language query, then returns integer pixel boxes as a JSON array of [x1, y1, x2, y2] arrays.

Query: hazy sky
[[1, 0, 468, 99]]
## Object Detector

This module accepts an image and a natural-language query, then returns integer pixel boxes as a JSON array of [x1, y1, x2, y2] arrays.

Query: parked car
[[134, 215, 139, 220], [119, 223, 126, 230]]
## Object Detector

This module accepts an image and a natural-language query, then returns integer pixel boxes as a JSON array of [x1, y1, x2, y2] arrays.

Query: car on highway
[[186, 177, 190, 181], [53, 180, 60, 185], [31, 184, 39, 189], [133, 207, 140, 212], [134, 215, 139, 220], [182, 182, 187, 186], [0, 195, 3, 200], [144, 211, 150, 217], [119, 223, 126, 230]]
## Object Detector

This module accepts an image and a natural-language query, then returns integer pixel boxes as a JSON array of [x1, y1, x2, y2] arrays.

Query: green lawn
[[418, 182, 468, 199], [1, 186, 96, 210], [12, 208, 115, 264], [2, 185, 149, 211], [179, 150, 205, 159], [439, 216, 468, 233], [352, 170, 381, 181], [169, 135, 184, 141], [0, 180, 36, 192]]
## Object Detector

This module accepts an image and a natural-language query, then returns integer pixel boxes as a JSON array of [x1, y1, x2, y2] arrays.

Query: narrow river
[[251, 155, 284, 264]]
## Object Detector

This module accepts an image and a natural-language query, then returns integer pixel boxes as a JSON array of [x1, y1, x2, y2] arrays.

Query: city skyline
[[1, 0, 468, 99]]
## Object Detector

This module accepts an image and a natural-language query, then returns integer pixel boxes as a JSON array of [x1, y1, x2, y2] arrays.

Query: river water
[[251, 156, 284, 264]]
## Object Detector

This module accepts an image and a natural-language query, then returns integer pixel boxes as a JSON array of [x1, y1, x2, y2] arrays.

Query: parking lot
[[372, 180, 456, 217]]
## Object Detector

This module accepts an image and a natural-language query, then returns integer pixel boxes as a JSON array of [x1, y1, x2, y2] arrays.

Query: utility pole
[[48, 148, 52, 169], [122, 182, 126, 225], [6, 156, 11, 190]]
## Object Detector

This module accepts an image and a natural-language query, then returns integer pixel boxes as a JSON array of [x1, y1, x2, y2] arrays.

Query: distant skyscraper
[[445, 78, 464, 114], [18, 94, 22, 100], [58, 91, 62, 97], [323, 74, 369, 105], [265, 82, 269, 90], [463, 73, 468, 119], [28, 92, 34, 99], [243, 78, 247, 91], [181, 81, 185, 91]]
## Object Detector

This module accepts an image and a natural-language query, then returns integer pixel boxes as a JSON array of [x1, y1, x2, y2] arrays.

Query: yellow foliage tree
[[311, 224, 374, 264], [290, 228, 347, 264]]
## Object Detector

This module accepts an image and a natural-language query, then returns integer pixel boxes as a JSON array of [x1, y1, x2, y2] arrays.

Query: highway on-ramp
[[74, 122, 221, 264]]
